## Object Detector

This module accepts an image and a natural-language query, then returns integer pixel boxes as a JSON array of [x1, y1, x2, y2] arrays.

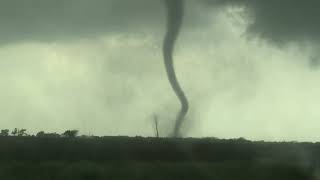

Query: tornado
[[163, 0, 189, 137]]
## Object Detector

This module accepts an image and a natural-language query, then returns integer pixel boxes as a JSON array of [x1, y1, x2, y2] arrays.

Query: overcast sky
[[1, 0, 320, 141]]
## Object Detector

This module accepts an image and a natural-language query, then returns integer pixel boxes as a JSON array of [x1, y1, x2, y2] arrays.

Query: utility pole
[[153, 114, 159, 138]]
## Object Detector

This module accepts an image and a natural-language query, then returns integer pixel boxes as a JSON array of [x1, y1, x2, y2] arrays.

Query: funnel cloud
[[163, 0, 188, 137]]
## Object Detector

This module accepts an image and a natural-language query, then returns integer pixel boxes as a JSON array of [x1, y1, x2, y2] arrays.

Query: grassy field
[[0, 160, 315, 180], [0, 136, 318, 179]]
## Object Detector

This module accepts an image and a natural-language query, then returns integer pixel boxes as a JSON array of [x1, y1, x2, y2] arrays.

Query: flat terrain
[[0, 136, 319, 179]]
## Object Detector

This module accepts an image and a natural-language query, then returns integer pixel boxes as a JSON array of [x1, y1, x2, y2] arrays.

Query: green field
[[0, 136, 318, 179], [0, 161, 315, 180]]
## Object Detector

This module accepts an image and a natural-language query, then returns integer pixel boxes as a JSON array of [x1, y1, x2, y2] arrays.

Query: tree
[[37, 131, 60, 138], [11, 128, 18, 136], [11, 128, 28, 136], [0, 129, 9, 136], [36, 131, 45, 137], [62, 130, 79, 138], [18, 129, 27, 136]]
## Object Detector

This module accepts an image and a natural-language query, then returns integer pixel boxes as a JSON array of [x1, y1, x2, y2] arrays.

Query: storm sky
[[1, 0, 320, 141]]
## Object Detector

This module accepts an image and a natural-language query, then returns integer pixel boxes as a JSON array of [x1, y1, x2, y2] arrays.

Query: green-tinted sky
[[1, 0, 320, 141]]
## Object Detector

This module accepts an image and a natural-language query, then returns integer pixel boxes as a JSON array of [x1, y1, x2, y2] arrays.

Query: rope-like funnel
[[163, 0, 189, 137]]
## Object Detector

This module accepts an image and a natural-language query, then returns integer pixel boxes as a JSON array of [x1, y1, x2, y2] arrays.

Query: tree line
[[0, 128, 79, 138]]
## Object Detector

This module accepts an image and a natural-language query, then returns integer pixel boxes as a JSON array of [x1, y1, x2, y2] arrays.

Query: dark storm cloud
[[244, 0, 320, 44], [203, 0, 320, 44], [0, 0, 216, 45], [2, 0, 320, 45], [0, 0, 164, 44]]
